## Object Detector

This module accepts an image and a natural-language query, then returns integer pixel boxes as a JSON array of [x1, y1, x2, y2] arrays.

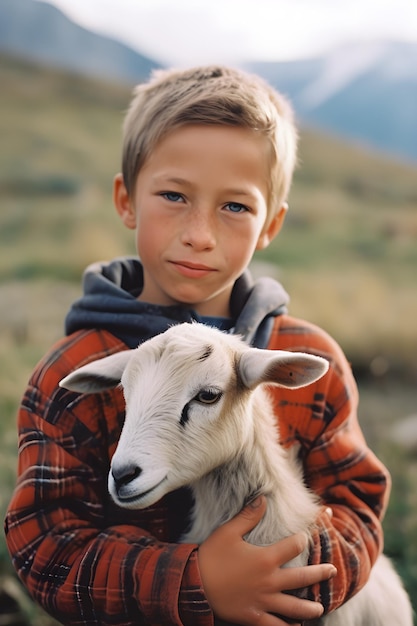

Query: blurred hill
[[246, 40, 417, 163], [0, 52, 416, 379], [0, 0, 416, 162], [0, 0, 162, 83]]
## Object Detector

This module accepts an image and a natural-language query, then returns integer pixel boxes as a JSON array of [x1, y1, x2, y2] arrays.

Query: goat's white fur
[[60, 323, 413, 626]]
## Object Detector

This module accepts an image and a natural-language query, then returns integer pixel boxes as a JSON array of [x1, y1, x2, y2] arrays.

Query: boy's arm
[[4, 388, 200, 625], [4, 332, 215, 626], [271, 317, 391, 614], [304, 376, 391, 612]]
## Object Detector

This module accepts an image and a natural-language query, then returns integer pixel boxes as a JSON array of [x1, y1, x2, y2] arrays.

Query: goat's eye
[[195, 389, 222, 404]]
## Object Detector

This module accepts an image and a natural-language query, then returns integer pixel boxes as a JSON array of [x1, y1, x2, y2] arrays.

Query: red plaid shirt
[[5, 315, 390, 625]]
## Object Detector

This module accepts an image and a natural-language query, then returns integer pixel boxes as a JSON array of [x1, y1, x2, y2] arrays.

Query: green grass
[[0, 52, 416, 622]]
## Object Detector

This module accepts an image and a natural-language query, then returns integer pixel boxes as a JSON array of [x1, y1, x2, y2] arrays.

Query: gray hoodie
[[65, 257, 289, 349]]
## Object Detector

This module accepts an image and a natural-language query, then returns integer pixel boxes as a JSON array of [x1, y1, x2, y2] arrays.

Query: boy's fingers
[[273, 562, 337, 597], [268, 531, 309, 566], [280, 563, 337, 590], [247, 591, 324, 625], [271, 593, 324, 621], [223, 495, 267, 536], [221, 503, 334, 578]]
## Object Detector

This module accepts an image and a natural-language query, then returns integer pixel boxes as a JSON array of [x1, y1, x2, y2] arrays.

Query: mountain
[[1, 0, 416, 163], [245, 40, 417, 163], [0, 0, 162, 83]]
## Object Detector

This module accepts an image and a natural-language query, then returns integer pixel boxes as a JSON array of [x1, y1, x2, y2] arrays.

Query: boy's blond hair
[[122, 65, 298, 224]]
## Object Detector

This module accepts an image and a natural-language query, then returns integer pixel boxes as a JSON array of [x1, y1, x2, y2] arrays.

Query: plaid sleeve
[[4, 329, 212, 626], [268, 315, 391, 613]]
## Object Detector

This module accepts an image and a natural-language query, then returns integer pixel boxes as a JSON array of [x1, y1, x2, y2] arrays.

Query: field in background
[[0, 54, 416, 623]]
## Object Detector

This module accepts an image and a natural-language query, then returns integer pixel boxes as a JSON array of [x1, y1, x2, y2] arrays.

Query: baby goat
[[61, 322, 413, 626]]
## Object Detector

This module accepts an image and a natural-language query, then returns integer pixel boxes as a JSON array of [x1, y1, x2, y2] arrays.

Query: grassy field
[[0, 53, 416, 623]]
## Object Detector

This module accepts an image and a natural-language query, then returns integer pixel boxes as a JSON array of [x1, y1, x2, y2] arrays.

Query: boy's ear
[[256, 203, 288, 250], [113, 173, 137, 230]]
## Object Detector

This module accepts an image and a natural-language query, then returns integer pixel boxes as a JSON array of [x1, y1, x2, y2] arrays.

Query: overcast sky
[[38, 0, 417, 67]]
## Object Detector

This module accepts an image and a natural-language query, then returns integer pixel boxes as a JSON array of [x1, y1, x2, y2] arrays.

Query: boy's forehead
[[136, 125, 271, 203], [144, 124, 271, 171]]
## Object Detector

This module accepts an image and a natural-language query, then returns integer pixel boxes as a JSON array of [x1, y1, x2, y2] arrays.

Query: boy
[[5, 66, 390, 626]]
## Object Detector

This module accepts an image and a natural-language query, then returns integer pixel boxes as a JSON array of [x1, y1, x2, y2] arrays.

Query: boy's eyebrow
[[152, 175, 261, 199], [152, 175, 189, 186]]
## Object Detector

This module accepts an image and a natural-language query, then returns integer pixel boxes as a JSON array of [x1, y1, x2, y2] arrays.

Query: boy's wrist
[[179, 549, 214, 626]]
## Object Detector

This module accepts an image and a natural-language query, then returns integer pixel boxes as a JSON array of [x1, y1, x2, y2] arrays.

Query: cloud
[[39, 0, 417, 66]]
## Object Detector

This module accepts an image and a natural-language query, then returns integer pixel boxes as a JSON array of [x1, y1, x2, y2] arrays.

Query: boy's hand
[[197, 496, 336, 626]]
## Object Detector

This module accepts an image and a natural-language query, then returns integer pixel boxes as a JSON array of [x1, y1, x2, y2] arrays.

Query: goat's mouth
[[115, 475, 168, 508]]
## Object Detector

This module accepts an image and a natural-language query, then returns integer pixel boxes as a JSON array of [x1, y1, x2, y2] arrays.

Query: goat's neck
[[184, 399, 319, 550]]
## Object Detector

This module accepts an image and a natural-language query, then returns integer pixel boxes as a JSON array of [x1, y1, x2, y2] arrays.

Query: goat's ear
[[239, 349, 329, 389], [59, 350, 132, 393]]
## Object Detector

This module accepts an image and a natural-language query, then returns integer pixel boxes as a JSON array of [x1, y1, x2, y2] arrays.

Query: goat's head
[[60, 323, 328, 509]]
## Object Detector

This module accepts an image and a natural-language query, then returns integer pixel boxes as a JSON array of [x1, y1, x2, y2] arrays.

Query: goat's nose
[[111, 463, 142, 489]]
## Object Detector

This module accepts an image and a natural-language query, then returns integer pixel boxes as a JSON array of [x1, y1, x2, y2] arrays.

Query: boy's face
[[114, 124, 285, 317]]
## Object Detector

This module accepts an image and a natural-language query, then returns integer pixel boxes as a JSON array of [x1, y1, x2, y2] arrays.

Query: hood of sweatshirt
[[65, 257, 289, 349]]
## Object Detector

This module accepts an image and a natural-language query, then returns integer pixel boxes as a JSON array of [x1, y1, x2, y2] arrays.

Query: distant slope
[[1, 52, 416, 374], [0, 0, 162, 83], [246, 40, 417, 163], [1, 0, 416, 162]]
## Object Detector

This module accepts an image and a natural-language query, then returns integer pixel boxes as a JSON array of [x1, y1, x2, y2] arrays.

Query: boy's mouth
[[170, 260, 216, 278]]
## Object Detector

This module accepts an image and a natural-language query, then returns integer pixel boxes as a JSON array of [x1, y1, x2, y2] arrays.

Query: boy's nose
[[180, 209, 216, 250]]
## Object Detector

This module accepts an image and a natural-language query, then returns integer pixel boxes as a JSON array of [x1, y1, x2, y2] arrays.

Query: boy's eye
[[161, 191, 184, 202], [225, 202, 249, 214]]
